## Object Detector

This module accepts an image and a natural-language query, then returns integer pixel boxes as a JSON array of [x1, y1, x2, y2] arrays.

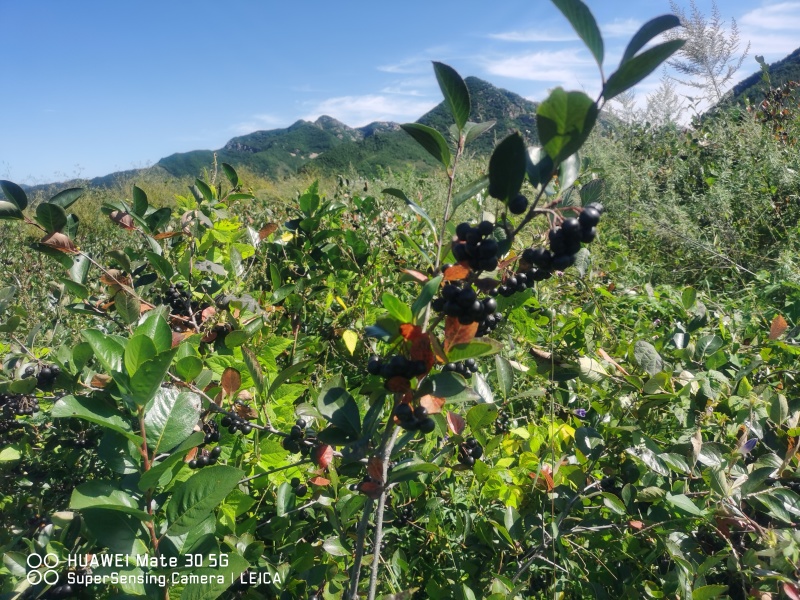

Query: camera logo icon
[[26, 553, 60, 585]]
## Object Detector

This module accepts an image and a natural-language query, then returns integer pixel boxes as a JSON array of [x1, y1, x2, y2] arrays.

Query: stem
[[433, 138, 464, 273], [347, 497, 375, 599], [367, 427, 400, 600]]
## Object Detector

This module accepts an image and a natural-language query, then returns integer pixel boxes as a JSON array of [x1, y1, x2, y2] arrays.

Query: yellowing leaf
[[342, 329, 358, 355]]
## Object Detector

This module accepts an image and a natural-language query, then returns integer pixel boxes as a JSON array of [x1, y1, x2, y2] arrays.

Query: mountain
[[730, 46, 800, 104], [155, 76, 542, 180]]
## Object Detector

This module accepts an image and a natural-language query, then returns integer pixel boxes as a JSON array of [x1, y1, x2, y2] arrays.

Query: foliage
[[1, 2, 799, 600]]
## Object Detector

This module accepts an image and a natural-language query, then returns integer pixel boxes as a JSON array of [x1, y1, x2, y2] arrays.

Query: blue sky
[[2, 0, 798, 184]]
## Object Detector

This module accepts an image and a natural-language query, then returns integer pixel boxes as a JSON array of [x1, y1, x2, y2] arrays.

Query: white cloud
[[303, 95, 437, 127], [601, 18, 641, 38], [739, 2, 800, 59], [230, 113, 286, 135], [481, 49, 596, 87], [488, 30, 577, 43]]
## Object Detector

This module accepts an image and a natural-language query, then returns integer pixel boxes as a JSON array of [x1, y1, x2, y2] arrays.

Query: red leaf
[[313, 444, 334, 469], [628, 520, 644, 530], [400, 323, 423, 341], [201, 306, 216, 322], [446, 411, 465, 435], [385, 376, 412, 395], [444, 316, 478, 353], [221, 367, 241, 396], [357, 480, 383, 499], [410, 333, 435, 373], [443, 263, 470, 281], [110, 210, 135, 230], [308, 476, 330, 486], [784, 582, 800, 600], [400, 268, 429, 283], [367, 457, 385, 484], [419, 394, 446, 415], [769, 314, 788, 340], [184, 447, 198, 462]]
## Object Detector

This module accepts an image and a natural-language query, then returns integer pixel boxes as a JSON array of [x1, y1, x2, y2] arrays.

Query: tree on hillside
[[664, 0, 750, 103]]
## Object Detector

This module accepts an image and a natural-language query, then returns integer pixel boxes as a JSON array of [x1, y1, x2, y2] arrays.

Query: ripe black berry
[[418, 417, 436, 434], [508, 193, 528, 215]]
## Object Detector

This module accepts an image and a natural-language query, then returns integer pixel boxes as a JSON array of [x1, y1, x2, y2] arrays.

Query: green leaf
[[383, 187, 438, 235], [125, 335, 157, 376], [144, 388, 201, 454], [133, 310, 172, 354], [418, 372, 479, 403], [115, 291, 141, 325], [551, 0, 604, 69], [175, 356, 203, 382], [466, 403, 498, 431], [242, 347, 265, 394], [447, 338, 504, 362], [525, 146, 556, 189], [35, 202, 68, 233], [316, 376, 361, 437], [453, 175, 489, 213], [81, 509, 148, 556], [70, 481, 152, 520], [0, 444, 22, 464], [0, 200, 24, 220], [494, 355, 514, 398], [575, 426, 604, 459], [400, 123, 452, 169], [0, 180, 28, 210], [165, 465, 244, 536], [433, 61, 470, 131], [179, 553, 249, 600], [342, 330, 358, 355], [665, 492, 704, 516], [692, 585, 728, 600], [70, 253, 91, 284], [194, 179, 214, 202], [267, 359, 313, 400], [138, 432, 204, 492], [129, 349, 178, 406], [681, 287, 697, 311], [221, 162, 240, 188], [382, 292, 413, 324], [276, 482, 294, 517], [131, 185, 148, 217], [146, 251, 174, 281], [603, 40, 686, 100], [322, 537, 351, 557], [633, 340, 663, 376], [602, 492, 627, 515], [488, 132, 527, 201], [49, 187, 84, 209], [52, 394, 140, 442], [463, 120, 496, 146], [620, 14, 681, 65], [387, 459, 440, 483], [412, 275, 443, 320], [537, 89, 598, 164], [82, 329, 126, 374]]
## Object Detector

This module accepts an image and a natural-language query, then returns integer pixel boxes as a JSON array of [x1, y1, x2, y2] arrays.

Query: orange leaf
[[628, 520, 644, 530], [313, 444, 334, 469], [401, 268, 429, 283], [410, 333, 435, 373], [201, 306, 216, 322], [233, 401, 257, 420], [259, 223, 279, 240], [419, 394, 446, 415], [769, 314, 788, 340], [367, 457, 385, 484], [444, 316, 478, 353], [446, 411, 465, 435], [400, 323, 423, 341], [153, 231, 183, 240], [443, 263, 470, 281], [100, 269, 131, 287], [41, 232, 79, 254], [221, 367, 241, 396], [308, 476, 330, 486], [109, 210, 135, 230], [429, 335, 448, 365], [90, 373, 112, 388], [171, 330, 192, 348], [184, 447, 199, 462]]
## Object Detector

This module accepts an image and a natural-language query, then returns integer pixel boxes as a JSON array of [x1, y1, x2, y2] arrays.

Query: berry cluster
[[458, 437, 484, 467], [188, 445, 221, 469], [0, 418, 23, 435], [282, 419, 309, 453], [28, 513, 50, 530], [431, 284, 498, 326], [394, 504, 414, 527], [495, 409, 512, 435], [203, 420, 221, 444], [442, 359, 479, 378], [290, 477, 308, 497], [476, 311, 504, 337], [393, 403, 435, 433], [220, 412, 253, 436], [491, 271, 540, 298], [71, 430, 94, 449], [25, 364, 60, 390], [522, 203, 604, 275], [367, 355, 427, 381], [162, 282, 201, 318], [0, 393, 39, 418], [452, 220, 499, 272]]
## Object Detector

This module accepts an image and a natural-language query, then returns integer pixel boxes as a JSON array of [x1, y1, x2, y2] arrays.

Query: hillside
[[731, 46, 800, 103]]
